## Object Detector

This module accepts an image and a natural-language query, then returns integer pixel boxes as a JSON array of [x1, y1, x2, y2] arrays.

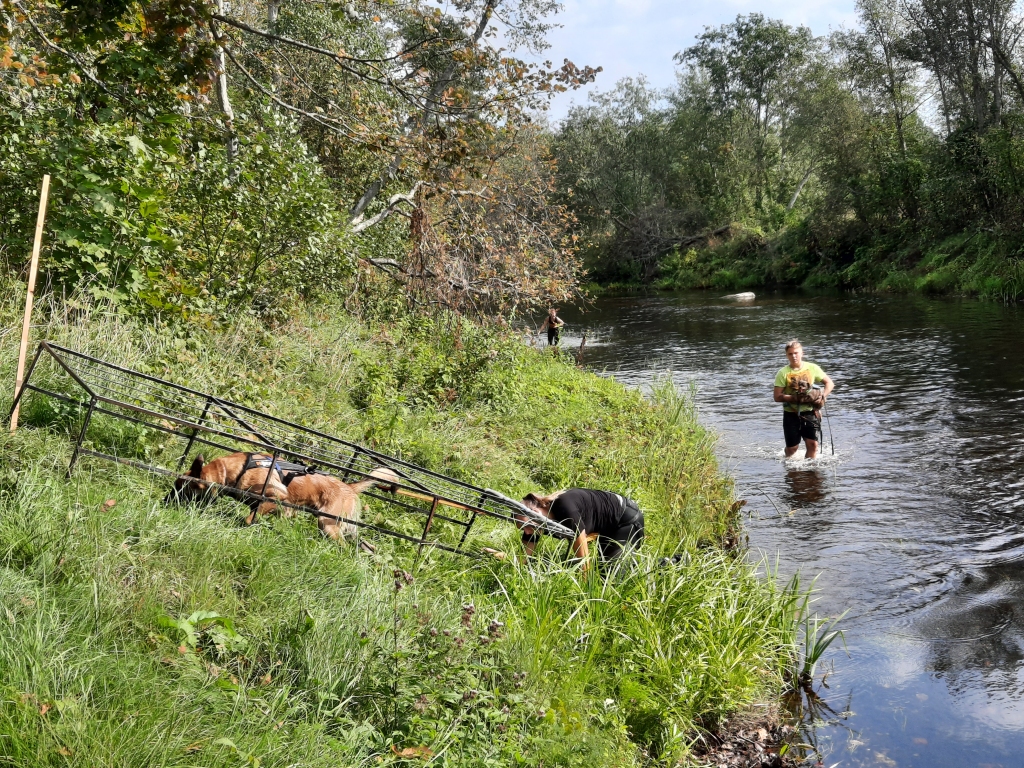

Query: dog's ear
[[188, 456, 205, 478]]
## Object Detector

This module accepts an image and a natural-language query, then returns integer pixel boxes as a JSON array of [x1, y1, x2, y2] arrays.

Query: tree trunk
[[215, 0, 238, 169], [787, 165, 814, 211]]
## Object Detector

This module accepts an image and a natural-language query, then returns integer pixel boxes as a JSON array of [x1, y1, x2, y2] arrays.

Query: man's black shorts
[[783, 410, 820, 447]]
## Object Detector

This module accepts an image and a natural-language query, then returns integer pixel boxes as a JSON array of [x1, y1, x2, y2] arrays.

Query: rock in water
[[722, 291, 755, 301]]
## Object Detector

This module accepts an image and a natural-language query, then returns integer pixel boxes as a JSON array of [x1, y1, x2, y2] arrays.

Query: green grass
[[0, 281, 802, 766]]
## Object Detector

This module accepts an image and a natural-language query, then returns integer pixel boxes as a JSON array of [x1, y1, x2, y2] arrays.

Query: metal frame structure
[[7, 342, 575, 556]]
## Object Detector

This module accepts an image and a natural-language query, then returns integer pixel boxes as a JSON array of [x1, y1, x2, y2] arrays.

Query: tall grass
[[0, 280, 803, 765]]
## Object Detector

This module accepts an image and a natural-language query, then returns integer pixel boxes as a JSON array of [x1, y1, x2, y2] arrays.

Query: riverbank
[[0, 283, 800, 766], [651, 225, 1024, 302]]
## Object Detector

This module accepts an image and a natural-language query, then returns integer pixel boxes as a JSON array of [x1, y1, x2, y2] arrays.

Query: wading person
[[538, 308, 566, 346], [773, 339, 834, 459], [517, 489, 644, 571]]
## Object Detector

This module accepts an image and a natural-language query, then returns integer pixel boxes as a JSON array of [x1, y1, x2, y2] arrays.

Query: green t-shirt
[[774, 362, 826, 413]]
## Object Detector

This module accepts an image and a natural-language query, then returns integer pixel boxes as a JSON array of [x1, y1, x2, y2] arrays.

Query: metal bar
[[46, 343, 216, 400], [66, 396, 97, 478], [48, 349, 505, 517], [210, 398, 274, 447], [38, 342, 97, 399], [457, 492, 488, 550], [177, 396, 213, 470], [259, 450, 278, 496], [419, 497, 440, 554], [44, 343, 507, 510], [340, 447, 361, 483], [195, 392, 489, 497], [6, 342, 44, 425], [395, 487, 477, 512], [31, 345, 570, 538], [362, 490, 470, 527], [84, 394, 279, 454]]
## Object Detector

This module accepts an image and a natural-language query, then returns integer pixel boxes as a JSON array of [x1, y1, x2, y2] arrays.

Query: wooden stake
[[11, 174, 50, 433]]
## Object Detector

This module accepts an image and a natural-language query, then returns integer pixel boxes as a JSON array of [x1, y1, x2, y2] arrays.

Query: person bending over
[[538, 308, 566, 346], [773, 339, 834, 459], [518, 488, 644, 570]]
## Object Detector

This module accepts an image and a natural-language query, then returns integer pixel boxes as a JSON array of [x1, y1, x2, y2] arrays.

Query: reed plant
[[0, 279, 806, 765]]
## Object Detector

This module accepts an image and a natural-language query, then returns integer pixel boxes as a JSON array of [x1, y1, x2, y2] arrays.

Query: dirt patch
[[690, 706, 801, 768]]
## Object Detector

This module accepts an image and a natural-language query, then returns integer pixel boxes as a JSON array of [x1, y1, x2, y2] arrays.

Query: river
[[559, 291, 1024, 768]]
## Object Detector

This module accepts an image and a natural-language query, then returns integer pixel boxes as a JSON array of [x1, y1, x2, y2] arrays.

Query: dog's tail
[[349, 466, 402, 495]]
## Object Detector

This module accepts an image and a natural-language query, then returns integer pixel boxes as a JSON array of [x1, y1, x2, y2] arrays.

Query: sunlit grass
[[0, 282, 808, 765]]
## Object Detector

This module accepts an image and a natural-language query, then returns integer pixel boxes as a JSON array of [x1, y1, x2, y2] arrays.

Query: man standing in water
[[538, 308, 566, 346], [773, 339, 834, 459]]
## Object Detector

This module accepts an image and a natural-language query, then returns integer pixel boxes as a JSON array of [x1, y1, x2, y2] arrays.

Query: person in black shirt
[[518, 488, 644, 569], [538, 308, 566, 346]]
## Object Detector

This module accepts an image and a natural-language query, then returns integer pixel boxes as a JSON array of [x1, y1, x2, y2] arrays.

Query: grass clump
[[0, 281, 801, 765]]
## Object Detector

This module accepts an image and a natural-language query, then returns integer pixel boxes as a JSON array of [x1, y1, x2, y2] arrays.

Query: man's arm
[[821, 373, 834, 398], [774, 386, 797, 404], [571, 531, 590, 572]]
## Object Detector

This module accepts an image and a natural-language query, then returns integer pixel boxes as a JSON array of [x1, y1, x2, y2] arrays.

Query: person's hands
[[796, 388, 825, 406]]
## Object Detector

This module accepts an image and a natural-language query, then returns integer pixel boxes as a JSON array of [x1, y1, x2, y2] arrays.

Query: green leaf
[[126, 135, 150, 156]]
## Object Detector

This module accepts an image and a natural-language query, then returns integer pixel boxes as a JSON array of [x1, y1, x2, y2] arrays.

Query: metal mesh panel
[[8, 342, 575, 555]]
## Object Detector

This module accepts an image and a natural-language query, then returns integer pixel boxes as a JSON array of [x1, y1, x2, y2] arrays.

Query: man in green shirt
[[773, 339, 834, 459]]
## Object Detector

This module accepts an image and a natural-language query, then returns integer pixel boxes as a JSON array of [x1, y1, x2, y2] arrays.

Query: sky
[[538, 0, 859, 123]]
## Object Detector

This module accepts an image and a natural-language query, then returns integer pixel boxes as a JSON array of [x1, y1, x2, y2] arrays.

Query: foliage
[[0, 74, 351, 317], [1, 0, 594, 319], [550, 5, 1024, 298], [397, 126, 584, 316], [551, 78, 688, 282]]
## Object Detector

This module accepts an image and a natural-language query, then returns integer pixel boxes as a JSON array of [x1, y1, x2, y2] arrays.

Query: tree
[[372, 126, 583, 316], [552, 78, 685, 280], [2, 0, 597, 315], [678, 14, 815, 213]]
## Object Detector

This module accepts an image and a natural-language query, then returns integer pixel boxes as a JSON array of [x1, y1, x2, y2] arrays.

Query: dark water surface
[[558, 291, 1024, 768]]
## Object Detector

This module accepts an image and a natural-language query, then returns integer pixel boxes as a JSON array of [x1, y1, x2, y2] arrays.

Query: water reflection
[[783, 466, 828, 506], [560, 291, 1024, 767]]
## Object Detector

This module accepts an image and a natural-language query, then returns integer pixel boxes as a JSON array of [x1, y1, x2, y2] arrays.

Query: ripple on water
[[562, 291, 1024, 767]]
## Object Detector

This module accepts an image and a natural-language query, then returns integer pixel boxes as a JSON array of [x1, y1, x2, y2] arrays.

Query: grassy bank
[[655, 225, 1024, 301], [0, 282, 800, 766]]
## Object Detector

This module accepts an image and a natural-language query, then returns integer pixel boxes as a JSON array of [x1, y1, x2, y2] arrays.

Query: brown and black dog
[[167, 452, 400, 542]]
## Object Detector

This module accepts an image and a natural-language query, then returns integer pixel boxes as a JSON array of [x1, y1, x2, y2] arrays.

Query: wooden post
[[11, 174, 51, 433]]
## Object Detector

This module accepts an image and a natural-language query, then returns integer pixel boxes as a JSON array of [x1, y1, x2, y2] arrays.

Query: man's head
[[548, 308, 558, 318], [516, 493, 551, 537], [785, 339, 804, 368]]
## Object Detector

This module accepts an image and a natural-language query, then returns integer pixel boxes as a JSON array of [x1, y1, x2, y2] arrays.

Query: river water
[[558, 291, 1024, 768]]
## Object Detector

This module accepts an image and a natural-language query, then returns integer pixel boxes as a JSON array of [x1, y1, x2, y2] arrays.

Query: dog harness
[[231, 453, 317, 488]]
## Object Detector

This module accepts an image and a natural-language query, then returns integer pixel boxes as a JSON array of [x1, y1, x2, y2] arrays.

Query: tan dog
[[281, 468, 400, 541], [165, 452, 289, 520], [167, 452, 400, 542]]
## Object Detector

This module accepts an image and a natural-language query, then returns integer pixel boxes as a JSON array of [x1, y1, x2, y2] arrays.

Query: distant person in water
[[517, 489, 644, 572], [538, 308, 566, 346], [773, 339, 834, 459]]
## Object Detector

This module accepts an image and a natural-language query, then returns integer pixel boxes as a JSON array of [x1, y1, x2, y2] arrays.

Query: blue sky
[[538, 0, 858, 122]]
